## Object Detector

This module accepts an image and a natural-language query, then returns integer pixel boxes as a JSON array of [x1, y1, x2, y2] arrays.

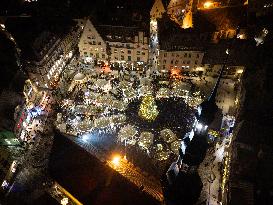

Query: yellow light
[[204, 1, 213, 8], [111, 155, 121, 166], [138, 95, 159, 121]]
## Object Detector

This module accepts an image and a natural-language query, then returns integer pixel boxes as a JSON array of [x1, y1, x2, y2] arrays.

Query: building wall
[[27, 23, 82, 89], [108, 37, 148, 63], [78, 19, 108, 61], [212, 29, 237, 43], [167, 0, 193, 28], [159, 50, 204, 70], [78, 20, 149, 64]]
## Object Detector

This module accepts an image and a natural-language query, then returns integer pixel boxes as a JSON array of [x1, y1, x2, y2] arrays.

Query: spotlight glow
[[111, 155, 121, 166]]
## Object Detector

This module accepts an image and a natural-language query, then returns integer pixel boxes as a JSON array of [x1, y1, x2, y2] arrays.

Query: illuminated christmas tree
[[138, 95, 159, 121]]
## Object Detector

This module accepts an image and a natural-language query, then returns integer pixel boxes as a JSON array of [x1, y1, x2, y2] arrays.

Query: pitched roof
[[95, 24, 147, 43], [202, 39, 252, 66], [158, 14, 208, 51], [198, 5, 247, 30]]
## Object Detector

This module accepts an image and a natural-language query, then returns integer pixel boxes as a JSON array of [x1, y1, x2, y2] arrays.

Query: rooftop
[[202, 39, 253, 66], [5, 17, 76, 61], [197, 5, 247, 30], [95, 24, 148, 43], [158, 14, 208, 51], [49, 132, 160, 205]]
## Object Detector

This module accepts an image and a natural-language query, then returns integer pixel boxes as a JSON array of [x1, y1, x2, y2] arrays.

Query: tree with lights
[[138, 95, 159, 122]]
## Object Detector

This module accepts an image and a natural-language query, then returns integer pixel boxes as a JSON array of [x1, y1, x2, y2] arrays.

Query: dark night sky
[[0, 0, 154, 18]]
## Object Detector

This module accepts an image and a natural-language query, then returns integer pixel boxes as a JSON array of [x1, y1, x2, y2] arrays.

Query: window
[[121, 50, 124, 54], [142, 52, 145, 55], [96, 53, 99, 58], [189, 54, 191, 58], [184, 53, 187, 57], [98, 42, 101, 45], [137, 57, 140, 61], [137, 51, 141, 55], [176, 54, 179, 57], [164, 53, 167, 57], [114, 49, 117, 53], [197, 54, 199, 58], [175, 60, 178, 65], [84, 52, 87, 55], [93, 41, 96, 45], [163, 60, 166, 64], [171, 60, 173, 64], [121, 55, 124, 60], [187, 60, 190, 64], [128, 50, 131, 54], [195, 60, 198, 65], [128, 56, 131, 61], [102, 54, 105, 59]]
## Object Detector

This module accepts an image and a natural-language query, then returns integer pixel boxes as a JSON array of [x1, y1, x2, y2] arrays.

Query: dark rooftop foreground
[[49, 131, 160, 205]]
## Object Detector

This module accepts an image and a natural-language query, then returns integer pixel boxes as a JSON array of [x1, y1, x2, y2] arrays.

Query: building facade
[[26, 22, 83, 89], [159, 50, 204, 70], [78, 19, 149, 66]]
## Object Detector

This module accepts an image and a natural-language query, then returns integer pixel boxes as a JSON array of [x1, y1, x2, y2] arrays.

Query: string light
[[138, 95, 159, 121]]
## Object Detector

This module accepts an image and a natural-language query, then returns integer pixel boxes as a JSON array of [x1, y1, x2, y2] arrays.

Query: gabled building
[[78, 19, 149, 66]]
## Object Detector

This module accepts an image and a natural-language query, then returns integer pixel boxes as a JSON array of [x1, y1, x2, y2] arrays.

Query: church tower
[[149, 0, 166, 73]]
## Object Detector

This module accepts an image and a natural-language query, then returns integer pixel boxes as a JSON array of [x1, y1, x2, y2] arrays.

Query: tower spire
[[149, 0, 166, 73]]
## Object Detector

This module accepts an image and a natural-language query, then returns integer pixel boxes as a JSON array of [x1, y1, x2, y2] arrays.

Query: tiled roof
[[202, 39, 251, 66], [198, 6, 247, 30], [95, 25, 147, 43], [158, 14, 208, 51]]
